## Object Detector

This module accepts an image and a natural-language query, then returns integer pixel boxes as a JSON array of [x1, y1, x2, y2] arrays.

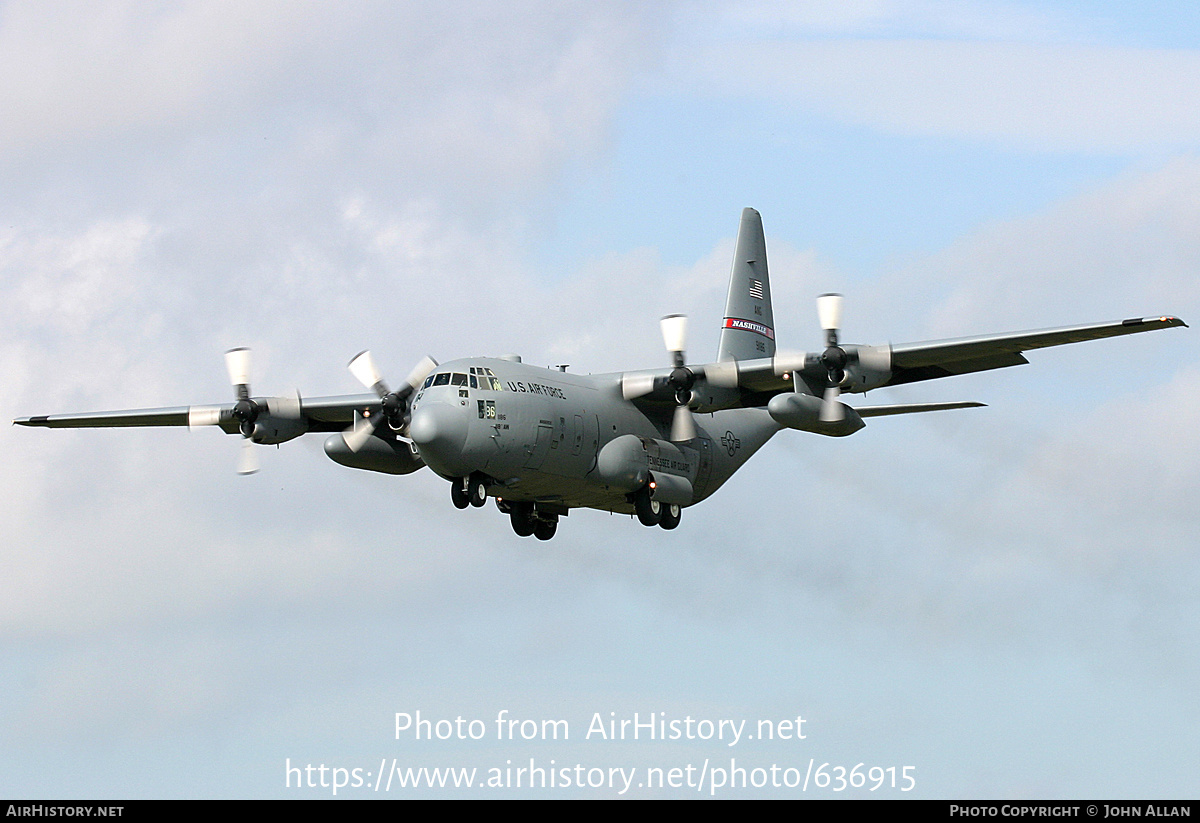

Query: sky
[[1, 0, 1198, 799]]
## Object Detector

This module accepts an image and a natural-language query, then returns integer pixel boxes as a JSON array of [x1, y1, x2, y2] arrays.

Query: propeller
[[342, 351, 438, 452], [816, 294, 847, 423], [661, 314, 698, 441], [620, 314, 743, 440], [191, 347, 307, 474], [224, 347, 262, 474], [809, 294, 892, 423]]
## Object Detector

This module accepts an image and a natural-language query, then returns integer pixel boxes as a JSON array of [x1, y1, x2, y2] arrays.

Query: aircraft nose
[[408, 402, 469, 476]]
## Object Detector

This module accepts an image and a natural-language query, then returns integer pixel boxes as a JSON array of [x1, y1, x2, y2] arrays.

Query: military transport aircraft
[[15, 208, 1186, 540]]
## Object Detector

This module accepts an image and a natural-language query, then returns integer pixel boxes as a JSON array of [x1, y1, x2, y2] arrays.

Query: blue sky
[[2, 1, 1198, 798]]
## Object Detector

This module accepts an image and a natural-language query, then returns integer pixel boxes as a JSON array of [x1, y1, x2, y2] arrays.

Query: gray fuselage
[[408, 357, 779, 515]]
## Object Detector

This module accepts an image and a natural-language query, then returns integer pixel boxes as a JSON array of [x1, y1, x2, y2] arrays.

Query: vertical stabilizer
[[717, 208, 776, 362]]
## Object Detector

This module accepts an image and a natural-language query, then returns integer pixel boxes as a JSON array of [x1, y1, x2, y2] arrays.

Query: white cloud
[[911, 156, 1200, 336], [4, 0, 1199, 798], [673, 25, 1200, 152], [716, 0, 1071, 42]]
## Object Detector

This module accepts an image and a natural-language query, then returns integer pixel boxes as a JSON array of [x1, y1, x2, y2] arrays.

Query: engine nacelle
[[245, 395, 308, 444], [767, 392, 864, 437], [250, 416, 308, 444], [323, 433, 424, 475], [840, 344, 892, 393]]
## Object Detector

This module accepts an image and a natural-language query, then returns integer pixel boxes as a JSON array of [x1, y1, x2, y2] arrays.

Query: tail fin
[[717, 208, 776, 362]]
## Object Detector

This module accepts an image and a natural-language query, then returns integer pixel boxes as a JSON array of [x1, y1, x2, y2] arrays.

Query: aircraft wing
[[14, 393, 378, 434], [881, 315, 1186, 386]]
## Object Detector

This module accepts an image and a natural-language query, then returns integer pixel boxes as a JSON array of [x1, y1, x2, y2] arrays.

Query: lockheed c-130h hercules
[[15, 208, 1187, 540]]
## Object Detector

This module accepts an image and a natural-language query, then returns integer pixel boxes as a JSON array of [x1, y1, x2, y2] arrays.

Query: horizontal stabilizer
[[854, 401, 986, 418]]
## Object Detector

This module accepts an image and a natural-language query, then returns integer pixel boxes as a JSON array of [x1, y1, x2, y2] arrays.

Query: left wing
[[882, 315, 1187, 386], [617, 314, 1187, 409]]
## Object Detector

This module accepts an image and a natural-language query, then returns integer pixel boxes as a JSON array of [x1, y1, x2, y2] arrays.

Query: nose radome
[[408, 402, 469, 475]]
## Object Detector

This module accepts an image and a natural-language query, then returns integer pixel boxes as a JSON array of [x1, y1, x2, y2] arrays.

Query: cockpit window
[[424, 366, 504, 391]]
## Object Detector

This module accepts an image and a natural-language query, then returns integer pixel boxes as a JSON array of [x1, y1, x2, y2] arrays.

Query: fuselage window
[[451, 373, 468, 386], [433, 373, 451, 386]]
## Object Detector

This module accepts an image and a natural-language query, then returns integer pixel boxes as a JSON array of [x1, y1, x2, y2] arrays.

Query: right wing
[[14, 393, 378, 435]]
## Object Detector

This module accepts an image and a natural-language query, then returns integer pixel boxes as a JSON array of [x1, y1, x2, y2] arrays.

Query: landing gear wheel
[[510, 504, 535, 537], [658, 503, 681, 530], [450, 478, 469, 509], [634, 486, 661, 527], [533, 515, 558, 541], [468, 473, 488, 507]]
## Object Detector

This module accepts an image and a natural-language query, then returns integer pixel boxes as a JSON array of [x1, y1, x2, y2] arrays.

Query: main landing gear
[[450, 472, 489, 509], [450, 475, 561, 540], [498, 500, 558, 540], [631, 485, 681, 530]]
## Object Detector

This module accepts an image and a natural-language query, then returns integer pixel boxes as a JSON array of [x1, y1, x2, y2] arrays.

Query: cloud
[[671, 24, 1200, 152], [909, 156, 1200, 335], [715, 0, 1072, 42], [4, 1, 1199, 798]]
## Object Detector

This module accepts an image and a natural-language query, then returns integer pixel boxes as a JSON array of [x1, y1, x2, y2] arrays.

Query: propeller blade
[[187, 405, 223, 428], [621, 373, 657, 400], [403, 356, 439, 394], [856, 343, 891, 371], [225, 347, 252, 388], [817, 293, 843, 334], [341, 412, 382, 453], [701, 360, 740, 388], [237, 438, 260, 475], [265, 390, 303, 420], [670, 404, 697, 441], [660, 314, 688, 364], [348, 350, 387, 396], [819, 386, 844, 423]]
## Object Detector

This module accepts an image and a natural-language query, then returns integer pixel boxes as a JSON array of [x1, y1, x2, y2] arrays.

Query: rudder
[[717, 207, 776, 362]]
